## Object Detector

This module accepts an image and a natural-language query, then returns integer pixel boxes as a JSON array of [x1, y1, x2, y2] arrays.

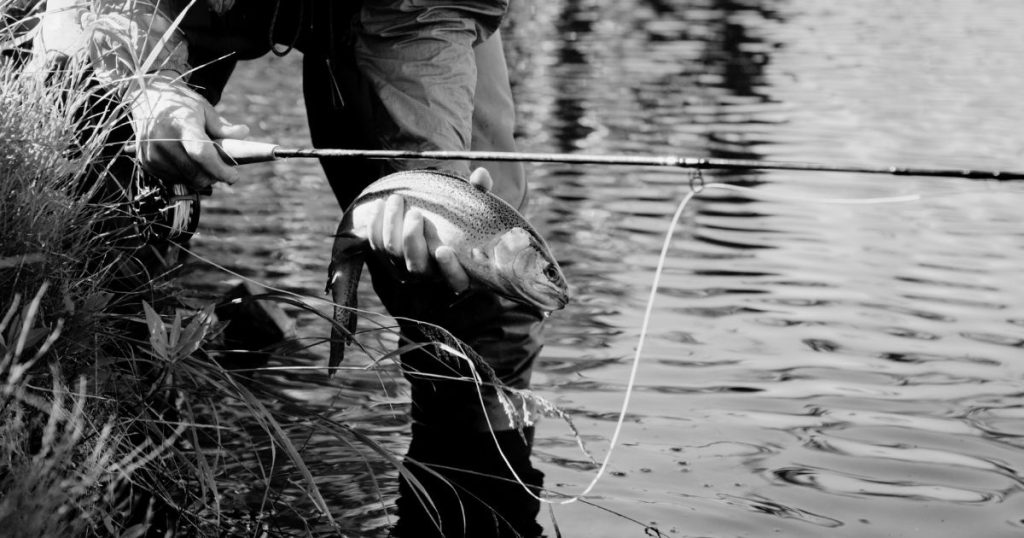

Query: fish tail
[[327, 235, 366, 376]]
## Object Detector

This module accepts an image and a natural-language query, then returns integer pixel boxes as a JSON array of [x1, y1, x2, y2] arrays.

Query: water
[[188, 0, 1024, 535]]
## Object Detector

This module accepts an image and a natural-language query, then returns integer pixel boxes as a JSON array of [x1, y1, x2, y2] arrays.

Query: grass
[[0, 3, 402, 535], [0, 17, 146, 529]]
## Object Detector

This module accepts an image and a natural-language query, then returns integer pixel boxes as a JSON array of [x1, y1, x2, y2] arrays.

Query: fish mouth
[[518, 288, 569, 313], [502, 266, 569, 313], [551, 290, 570, 310]]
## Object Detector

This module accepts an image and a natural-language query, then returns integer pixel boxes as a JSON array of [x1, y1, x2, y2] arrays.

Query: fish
[[325, 169, 569, 372]]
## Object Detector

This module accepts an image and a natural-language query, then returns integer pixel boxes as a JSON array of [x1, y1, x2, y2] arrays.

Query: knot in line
[[689, 168, 705, 194]]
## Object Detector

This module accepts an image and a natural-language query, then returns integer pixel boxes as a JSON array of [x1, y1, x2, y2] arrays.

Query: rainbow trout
[[326, 170, 569, 371]]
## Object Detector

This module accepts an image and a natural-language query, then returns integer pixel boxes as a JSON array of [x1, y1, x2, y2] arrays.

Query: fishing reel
[[127, 172, 203, 246]]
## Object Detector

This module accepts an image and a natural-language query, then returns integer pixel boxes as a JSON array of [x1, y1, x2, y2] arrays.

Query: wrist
[[148, 68, 186, 82], [125, 69, 187, 98]]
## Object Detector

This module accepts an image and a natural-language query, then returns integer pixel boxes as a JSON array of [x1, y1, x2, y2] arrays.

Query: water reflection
[[505, 1, 1024, 537]]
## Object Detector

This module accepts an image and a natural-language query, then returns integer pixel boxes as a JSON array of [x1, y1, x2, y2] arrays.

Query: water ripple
[[772, 466, 996, 503], [720, 494, 843, 528]]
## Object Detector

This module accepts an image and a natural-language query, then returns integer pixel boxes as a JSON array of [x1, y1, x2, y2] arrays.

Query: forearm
[[34, 0, 190, 88], [88, 0, 190, 86]]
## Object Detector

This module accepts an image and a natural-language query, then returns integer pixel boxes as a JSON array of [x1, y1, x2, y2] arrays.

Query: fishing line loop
[[484, 180, 942, 509], [268, 0, 302, 57]]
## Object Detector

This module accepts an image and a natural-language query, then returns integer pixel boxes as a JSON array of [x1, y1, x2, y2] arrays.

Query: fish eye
[[543, 263, 559, 281]]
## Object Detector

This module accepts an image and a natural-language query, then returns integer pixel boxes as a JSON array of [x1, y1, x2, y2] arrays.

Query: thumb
[[469, 167, 494, 193], [204, 103, 250, 140]]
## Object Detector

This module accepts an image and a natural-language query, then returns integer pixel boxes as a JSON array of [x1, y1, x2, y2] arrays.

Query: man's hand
[[368, 167, 494, 294], [128, 72, 250, 190]]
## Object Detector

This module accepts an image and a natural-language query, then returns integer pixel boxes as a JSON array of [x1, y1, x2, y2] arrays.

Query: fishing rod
[[214, 139, 1024, 181]]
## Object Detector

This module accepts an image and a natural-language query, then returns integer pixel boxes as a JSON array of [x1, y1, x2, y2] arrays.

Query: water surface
[[191, 1, 1024, 535]]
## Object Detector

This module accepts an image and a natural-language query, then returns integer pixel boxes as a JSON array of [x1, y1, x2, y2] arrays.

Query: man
[[32, 1, 547, 536]]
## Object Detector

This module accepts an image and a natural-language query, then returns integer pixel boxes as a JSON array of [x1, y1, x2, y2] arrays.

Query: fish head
[[493, 227, 569, 312]]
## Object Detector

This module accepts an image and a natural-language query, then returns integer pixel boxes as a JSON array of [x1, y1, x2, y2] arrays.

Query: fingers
[[205, 106, 251, 141], [184, 104, 243, 184], [469, 167, 494, 192], [131, 85, 243, 189], [376, 196, 432, 277], [435, 246, 470, 293], [365, 196, 469, 291], [371, 196, 431, 277], [136, 134, 214, 190], [402, 209, 429, 274], [381, 194, 405, 259], [181, 131, 239, 186], [367, 198, 387, 253]]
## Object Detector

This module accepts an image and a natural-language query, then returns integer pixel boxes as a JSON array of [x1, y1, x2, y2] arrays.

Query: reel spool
[[163, 182, 202, 243], [130, 173, 201, 245]]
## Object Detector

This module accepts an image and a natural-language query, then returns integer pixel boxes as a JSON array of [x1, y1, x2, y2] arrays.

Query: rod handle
[[123, 138, 279, 165], [215, 139, 279, 165]]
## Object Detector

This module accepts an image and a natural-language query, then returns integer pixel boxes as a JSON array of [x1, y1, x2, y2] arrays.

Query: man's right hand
[[368, 167, 496, 296], [128, 72, 250, 190]]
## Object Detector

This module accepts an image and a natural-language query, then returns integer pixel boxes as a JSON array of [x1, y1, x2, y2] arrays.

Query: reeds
[[0, 4, 383, 534]]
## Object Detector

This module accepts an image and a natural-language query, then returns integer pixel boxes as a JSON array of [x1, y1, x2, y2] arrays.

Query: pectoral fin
[[327, 233, 367, 375]]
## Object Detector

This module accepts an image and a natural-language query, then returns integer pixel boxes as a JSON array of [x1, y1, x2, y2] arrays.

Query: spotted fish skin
[[353, 170, 539, 247], [326, 170, 569, 373]]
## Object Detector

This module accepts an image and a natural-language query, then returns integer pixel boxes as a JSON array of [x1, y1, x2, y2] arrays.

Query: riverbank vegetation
[[0, 3, 586, 535], [0, 4, 398, 536]]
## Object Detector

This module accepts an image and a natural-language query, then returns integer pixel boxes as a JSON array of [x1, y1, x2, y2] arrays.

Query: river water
[[186, 0, 1024, 536]]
